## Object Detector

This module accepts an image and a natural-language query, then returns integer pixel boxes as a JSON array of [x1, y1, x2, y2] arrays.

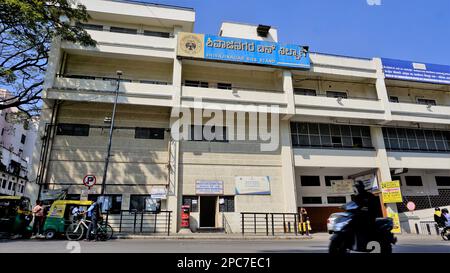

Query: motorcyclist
[[352, 181, 380, 250]]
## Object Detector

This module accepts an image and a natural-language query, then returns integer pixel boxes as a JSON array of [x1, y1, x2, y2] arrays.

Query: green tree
[[0, 0, 96, 116]]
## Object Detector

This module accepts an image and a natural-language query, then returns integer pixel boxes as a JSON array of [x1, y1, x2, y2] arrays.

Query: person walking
[[32, 200, 44, 237], [85, 201, 102, 241], [299, 207, 310, 236]]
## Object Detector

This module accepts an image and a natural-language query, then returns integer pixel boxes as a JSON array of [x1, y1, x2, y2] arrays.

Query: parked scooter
[[328, 201, 397, 254]]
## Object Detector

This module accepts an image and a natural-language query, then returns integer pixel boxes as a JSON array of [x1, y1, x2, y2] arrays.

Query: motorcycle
[[329, 201, 397, 254]]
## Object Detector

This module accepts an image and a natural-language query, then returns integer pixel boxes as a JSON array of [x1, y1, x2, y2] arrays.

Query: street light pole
[[100, 71, 122, 196]]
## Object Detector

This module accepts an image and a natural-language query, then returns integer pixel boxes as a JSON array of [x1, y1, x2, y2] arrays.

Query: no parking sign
[[83, 175, 97, 189]]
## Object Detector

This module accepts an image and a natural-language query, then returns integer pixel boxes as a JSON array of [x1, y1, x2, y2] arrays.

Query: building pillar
[[282, 70, 295, 119], [280, 120, 298, 213], [373, 58, 392, 122], [371, 126, 400, 224]]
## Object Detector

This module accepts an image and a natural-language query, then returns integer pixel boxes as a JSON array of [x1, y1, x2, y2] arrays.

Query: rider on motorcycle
[[352, 181, 380, 250]]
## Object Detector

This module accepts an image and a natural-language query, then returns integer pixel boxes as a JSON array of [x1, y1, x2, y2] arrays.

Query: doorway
[[200, 196, 217, 227]]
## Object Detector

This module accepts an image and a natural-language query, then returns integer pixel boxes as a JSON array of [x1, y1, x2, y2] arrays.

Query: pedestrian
[[85, 201, 102, 241], [299, 207, 309, 236], [32, 200, 44, 236], [434, 208, 445, 227]]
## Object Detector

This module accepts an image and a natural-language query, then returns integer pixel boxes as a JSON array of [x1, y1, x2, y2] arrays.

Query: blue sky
[[141, 0, 450, 65]]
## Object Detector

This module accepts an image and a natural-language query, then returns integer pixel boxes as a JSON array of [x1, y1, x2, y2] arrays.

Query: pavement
[[1, 233, 449, 253]]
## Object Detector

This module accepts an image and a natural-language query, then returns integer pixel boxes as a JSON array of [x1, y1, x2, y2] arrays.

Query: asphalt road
[[1, 234, 449, 253]]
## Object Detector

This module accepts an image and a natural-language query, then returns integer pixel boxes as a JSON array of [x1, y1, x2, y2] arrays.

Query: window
[[7, 181, 12, 190], [219, 196, 235, 212], [382, 127, 450, 152], [130, 195, 161, 212], [326, 91, 348, 99], [135, 128, 165, 140], [182, 196, 199, 212], [1, 128, 3, 136], [88, 194, 122, 214], [143, 30, 170, 38], [294, 88, 317, 96], [20, 185, 24, 193], [20, 134, 26, 144], [56, 124, 90, 136], [300, 176, 321, 186], [291, 122, 373, 149], [436, 177, 450, 187], [389, 96, 399, 103], [185, 80, 209, 88], [405, 176, 423, 186], [327, 196, 347, 204], [391, 176, 402, 186], [217, 83, 232, 90], [18, 149, 23, 157], [77, 23, 103, 31], [1, 179, 6, 188], [65, 194, 81, 200], [325, 176, 344, 187], [189, 125, 228, 142], [140, 80, 168, 85], [302, 196, 322, 204], [110, 26, 137, 35], [417, 98, 437, 106]]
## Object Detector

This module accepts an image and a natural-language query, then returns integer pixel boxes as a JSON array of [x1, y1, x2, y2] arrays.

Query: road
[[1, 234, 449, 253]]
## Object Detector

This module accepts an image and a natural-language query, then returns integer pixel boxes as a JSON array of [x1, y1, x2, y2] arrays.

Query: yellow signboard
[[387, 207, 402, 234], [48, 204, 65, 218], [381, 180, 403, 203]]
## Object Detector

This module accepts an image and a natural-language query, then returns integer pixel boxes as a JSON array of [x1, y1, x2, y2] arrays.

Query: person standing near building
[[299, 207, 310, 236], [32, 200, 44, 236]]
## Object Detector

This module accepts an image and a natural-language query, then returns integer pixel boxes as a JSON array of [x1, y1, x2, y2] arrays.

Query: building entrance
[[200, 196, 217, 227]]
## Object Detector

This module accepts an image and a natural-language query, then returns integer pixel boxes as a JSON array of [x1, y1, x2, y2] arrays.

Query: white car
[[327, 212, 350, 234]]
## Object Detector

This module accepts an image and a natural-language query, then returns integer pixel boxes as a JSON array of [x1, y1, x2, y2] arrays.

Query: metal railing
[[418, 221, 440, 236], [241, 212, 301, 236], [105, 210, 172, 236]]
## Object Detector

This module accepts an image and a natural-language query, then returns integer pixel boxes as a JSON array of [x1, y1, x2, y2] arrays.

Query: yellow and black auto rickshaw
[[43, 200, 93, 239], [0, 196, 33, 239]]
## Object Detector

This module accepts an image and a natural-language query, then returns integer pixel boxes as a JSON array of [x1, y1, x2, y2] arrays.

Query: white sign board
[[330, 179, 354, 194], [235, 176, 271, 195], [150, 186, 167, 199], [196, 180, 224, 195]]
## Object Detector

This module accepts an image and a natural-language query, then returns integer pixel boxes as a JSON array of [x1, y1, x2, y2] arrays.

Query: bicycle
[[66, 218, 113, 241]]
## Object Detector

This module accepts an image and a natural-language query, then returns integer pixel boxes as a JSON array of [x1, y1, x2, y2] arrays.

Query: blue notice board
[[382, 58, 450, 85]]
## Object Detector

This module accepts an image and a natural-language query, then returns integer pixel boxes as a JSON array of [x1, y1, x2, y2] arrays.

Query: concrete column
[[371, 126, 400, 227], [171, 26, 183, 117], [280, 120, 298, 213], [43, 38, 62, 92], [373, 58, 392, 122], [167, 118, 180, 234], [282, 70, 295, 119]]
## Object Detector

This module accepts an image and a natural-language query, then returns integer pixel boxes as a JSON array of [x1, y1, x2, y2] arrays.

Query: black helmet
[[442, 208, 449, 214], [435, 207, 441, 211]]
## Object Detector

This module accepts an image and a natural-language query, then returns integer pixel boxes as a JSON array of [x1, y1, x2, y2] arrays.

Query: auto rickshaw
[[0, 196, 33, 239], [43, 200, 93, 239]]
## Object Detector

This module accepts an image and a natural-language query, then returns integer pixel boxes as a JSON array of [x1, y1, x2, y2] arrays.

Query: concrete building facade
[[32, 0, 450, 234]]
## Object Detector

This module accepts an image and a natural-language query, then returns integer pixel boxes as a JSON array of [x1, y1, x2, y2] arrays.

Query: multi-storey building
[[32, 0, 450, 234], [0, 89, 39, 198]]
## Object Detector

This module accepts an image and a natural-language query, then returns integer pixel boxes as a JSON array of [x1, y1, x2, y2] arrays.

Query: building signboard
[[178, 32, 310, 69], [196, 180, 224, 195], [330, 179, 354, 194], [382, 58, 450, 85], [381, 180, 403, 203], [235, 176, 271, 195]]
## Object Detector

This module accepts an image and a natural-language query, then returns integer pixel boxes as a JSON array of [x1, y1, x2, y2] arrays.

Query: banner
[[354, 174, 378, 191], [382, 58, 450, 85], [235, 176, 271, 195], [330, 179, 354, 194], [381, 180, 403, 203], [151, 186, 168, 200], [178, 32, 310, 69], [387, 207, 402, 234], [196, 180, 224, 195]]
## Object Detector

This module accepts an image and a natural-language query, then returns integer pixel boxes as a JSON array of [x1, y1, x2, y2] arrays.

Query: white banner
[[330, 179, 354, 194], [235, 176, 271, 195]]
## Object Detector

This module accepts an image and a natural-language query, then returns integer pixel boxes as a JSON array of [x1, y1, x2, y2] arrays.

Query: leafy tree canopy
[[0, 0, 96, 118]]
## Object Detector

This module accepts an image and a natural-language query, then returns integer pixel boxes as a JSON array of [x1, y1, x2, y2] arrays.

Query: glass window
[[56, 124, 90, 136], [217, 83, 232, 90], [294, 88, 317, 96], [143, 30, 170, 38], [110, 26, 137, 35], [135, 128, 165, 140], [219, 196, 235, 212], [130, 195, 160, 212], [326, 91, 347, 99], [405, 176, 423, 186], [302, 196, 322, 204], [436, 177, 450, 187], [389, 96, 399, 103], [77, 23, 103, 31], [417, 98, 437, 106], [300, 176, 321, 186], [327, 196, 347, 204], [20, 134, 26, 144], [182, 196, 199, 212], [89, 194, 122, 214]]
